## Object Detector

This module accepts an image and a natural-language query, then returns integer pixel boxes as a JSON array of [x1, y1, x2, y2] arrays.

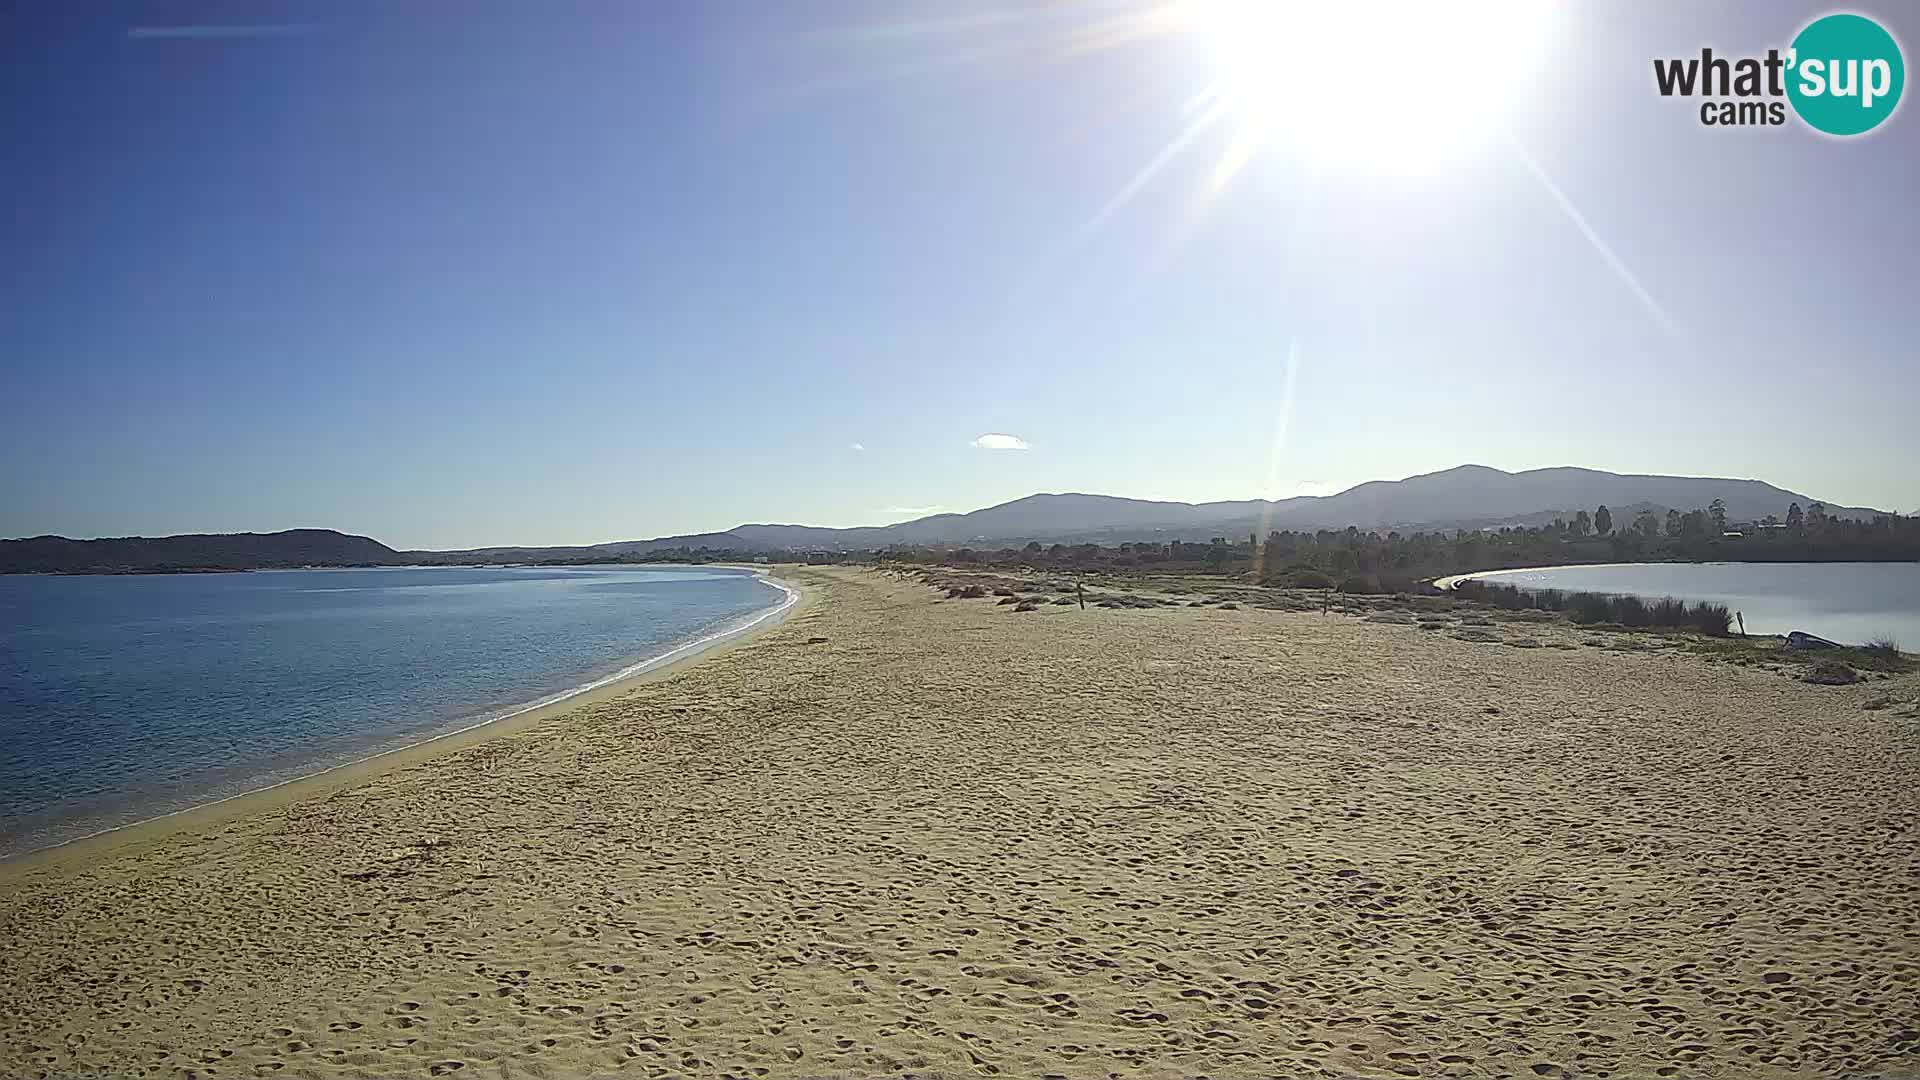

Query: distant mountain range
[[2, 465, 1891, 573], [412, 464, 1887, 560]]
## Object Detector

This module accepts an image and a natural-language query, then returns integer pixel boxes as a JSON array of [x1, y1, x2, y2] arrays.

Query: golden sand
[[2, 567, 1915, 1079]]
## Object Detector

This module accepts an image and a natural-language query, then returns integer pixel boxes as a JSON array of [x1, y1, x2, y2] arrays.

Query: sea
[[0, 565, 791, 859], [1444, 561, 1920, 645]]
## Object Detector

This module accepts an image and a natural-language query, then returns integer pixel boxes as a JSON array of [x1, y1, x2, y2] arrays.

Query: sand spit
[[3, 567, 1915, 1079]]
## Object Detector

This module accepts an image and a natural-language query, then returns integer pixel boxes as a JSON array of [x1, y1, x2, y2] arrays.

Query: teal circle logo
[[1787, 13, 1905, 136]]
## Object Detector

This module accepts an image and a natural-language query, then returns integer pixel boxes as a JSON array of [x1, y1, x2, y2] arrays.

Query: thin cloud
[[970, 433, 1029, 451], [128, 24, 319, 39], [850, 442, 866, 452], [880, 505, 945, 517], [1293, 480, 1338, 498]]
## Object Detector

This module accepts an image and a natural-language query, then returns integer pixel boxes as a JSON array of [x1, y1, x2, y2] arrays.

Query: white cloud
[[970, 433, 1030, 451], [850, 442, 866, 452], [1293, 480, 1339, 498], [880, 505, 945, 517]]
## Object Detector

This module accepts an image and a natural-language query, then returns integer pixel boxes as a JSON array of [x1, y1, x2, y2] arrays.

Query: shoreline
[[1430, 561, 1670, 590], [1434, 557, 1920, 591], [0, 567, 806, 877], [1, 567, 1913, 1077]]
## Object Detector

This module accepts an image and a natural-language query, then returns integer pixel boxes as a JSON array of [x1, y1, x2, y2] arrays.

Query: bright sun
[[1175, 0, 1556, 173]]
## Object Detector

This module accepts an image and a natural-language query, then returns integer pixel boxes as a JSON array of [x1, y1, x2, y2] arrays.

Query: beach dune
[[2, 567, 1914, 1078]]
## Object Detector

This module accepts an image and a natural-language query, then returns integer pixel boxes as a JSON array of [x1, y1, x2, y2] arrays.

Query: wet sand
[[3, 566, 1915, 1079]]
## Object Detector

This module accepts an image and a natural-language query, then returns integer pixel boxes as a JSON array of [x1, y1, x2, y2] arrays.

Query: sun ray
[[1202, 122, 1262, 202], [763, 2, 1170, 108], [1057, 4, 1187, 58], [1079, 92, 1228, 239], [1505, 134, 1683, 339], [1251, 337, 1303, 581]]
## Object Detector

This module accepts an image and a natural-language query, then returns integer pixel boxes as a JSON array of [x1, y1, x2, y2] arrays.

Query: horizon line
[[4, 466, 1896, 553]]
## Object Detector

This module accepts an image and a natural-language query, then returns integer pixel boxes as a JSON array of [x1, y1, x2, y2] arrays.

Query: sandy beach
[[3, 566, 1915, 1079]]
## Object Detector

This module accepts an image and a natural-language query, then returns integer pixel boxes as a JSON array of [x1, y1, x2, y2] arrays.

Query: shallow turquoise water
[[0, 565, 785, 857]]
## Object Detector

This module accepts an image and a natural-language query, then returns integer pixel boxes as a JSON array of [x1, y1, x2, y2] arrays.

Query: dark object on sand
[[1785, 631, 1843, 651], [804, 636, 829, 645], [1803, 659, 1859, 685]]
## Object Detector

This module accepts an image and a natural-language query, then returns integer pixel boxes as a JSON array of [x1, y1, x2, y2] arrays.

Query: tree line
[[492, 500, 1918, 591], [872, 501, 1920, 592]]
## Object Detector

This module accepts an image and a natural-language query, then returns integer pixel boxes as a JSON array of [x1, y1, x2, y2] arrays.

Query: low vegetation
[[1863, 638, 1903, 662], [1453, 580, 1733, 636], [1804, 660, 1861, 685], [901, 562, 1914, 689]]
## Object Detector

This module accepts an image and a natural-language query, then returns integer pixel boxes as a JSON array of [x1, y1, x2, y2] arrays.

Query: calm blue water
[[1454, 562, 1920, 645], [0, 565, 788, 857]]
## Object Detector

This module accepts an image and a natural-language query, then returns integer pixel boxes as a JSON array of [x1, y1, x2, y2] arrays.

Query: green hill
[[0, 530, 404, 574]]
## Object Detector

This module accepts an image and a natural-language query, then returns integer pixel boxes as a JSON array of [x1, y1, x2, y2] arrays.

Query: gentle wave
[[425, 569, 798, 736], [7, 570, 798, 861]]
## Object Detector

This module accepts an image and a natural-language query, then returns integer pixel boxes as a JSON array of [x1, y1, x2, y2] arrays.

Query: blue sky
[[3, 1, 1915, 548]]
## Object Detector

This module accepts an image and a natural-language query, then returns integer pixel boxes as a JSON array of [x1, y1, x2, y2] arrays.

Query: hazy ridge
[[3, 465, 1889, 572]]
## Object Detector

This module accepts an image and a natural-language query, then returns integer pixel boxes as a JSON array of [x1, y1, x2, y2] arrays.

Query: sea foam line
[[9, 568, 799, 860]]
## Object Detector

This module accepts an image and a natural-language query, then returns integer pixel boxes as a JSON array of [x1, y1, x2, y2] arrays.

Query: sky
[[2, 1, 1915, 549]]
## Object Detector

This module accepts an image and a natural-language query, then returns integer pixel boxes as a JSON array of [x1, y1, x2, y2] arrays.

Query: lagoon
[[1445, 561, 1919, 645]]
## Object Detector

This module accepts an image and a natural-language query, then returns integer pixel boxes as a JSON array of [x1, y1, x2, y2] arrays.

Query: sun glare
[[1176, 0, 1555, 172]]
